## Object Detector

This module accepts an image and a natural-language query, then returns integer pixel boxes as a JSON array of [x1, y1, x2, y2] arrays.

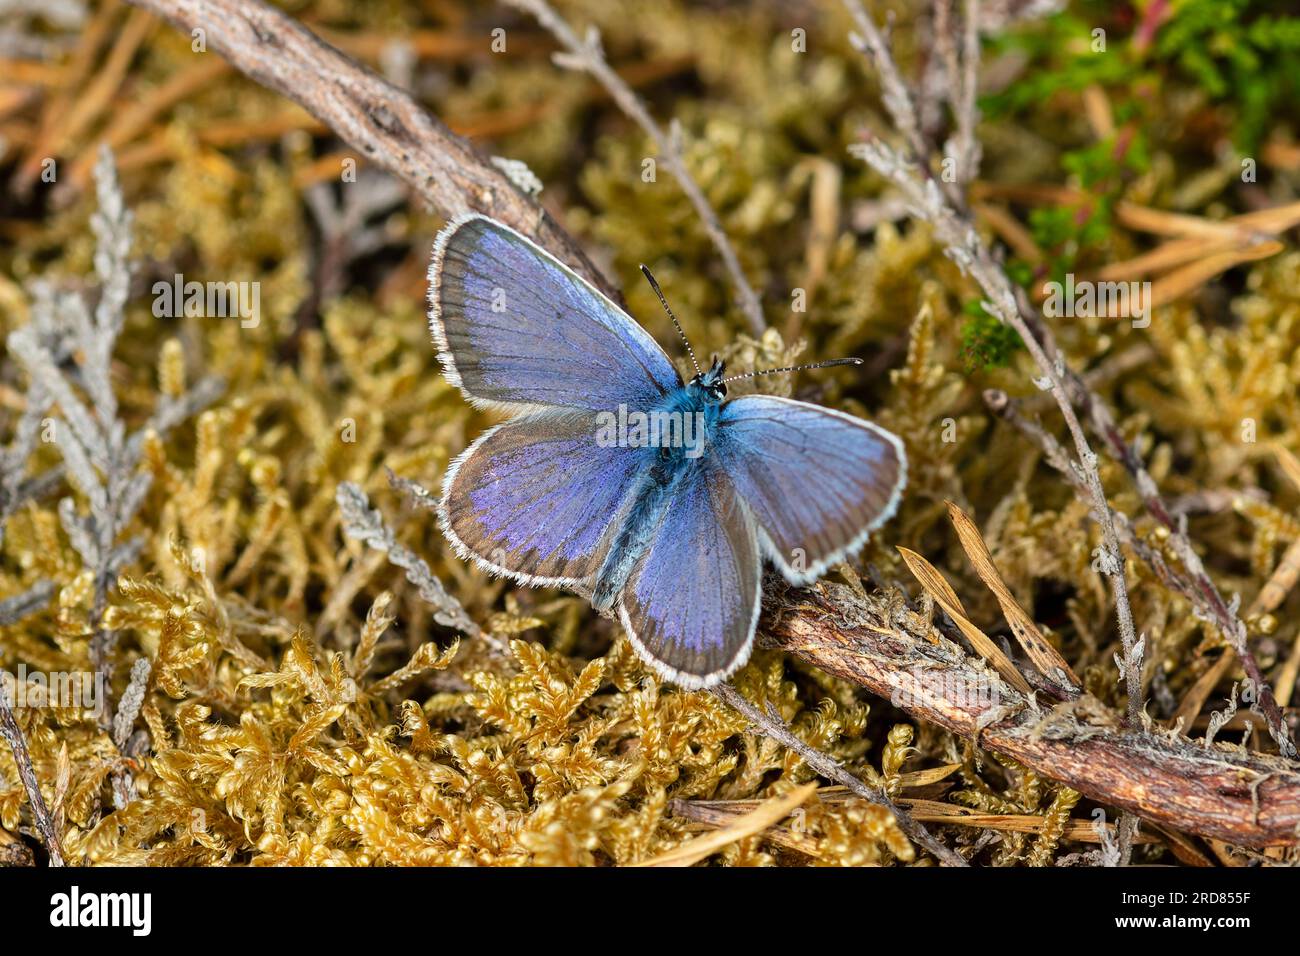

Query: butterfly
[[428, 214, 907, 689]]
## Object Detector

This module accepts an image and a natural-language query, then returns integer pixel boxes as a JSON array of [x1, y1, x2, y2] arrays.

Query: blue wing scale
[[439, 412, 641, 587], [428, 214, 681, 413], [715, 395, 906, 585], [618, 462, 761, 688]]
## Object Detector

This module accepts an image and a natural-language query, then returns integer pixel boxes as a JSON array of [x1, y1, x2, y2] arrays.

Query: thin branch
[[762, 580, 1300, 848], [839, 0, 1151, 860], [842, 0, 930, 169], [993, 242, 1292, 755], [0, 580, 56, 627], [712, 683, 967, 866], [121, 0, 621, 303], [922, 1, 957, 143], [1066, 364, 1293, 757], [976, 126, 1290, 758], [0, 695, 66, 866], [950, 0, 982, 185], [983, 387, 1300, 786], [983, 389, 1202, 610], [984, 255, 1293, 756], [503, 0, 766, 336], [335, 480, 507, 656], [4, 148, 223, 816]]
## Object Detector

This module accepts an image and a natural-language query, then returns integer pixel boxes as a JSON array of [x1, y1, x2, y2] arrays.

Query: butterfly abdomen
[[590, 455, 691, 613]]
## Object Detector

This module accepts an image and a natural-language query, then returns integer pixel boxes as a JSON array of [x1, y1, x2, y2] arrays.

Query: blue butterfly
[[429, 214, 907, 688]]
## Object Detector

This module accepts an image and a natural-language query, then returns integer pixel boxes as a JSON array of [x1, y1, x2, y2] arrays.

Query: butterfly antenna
[[721, 357, 863, 384], [640, 265, 701, 376]]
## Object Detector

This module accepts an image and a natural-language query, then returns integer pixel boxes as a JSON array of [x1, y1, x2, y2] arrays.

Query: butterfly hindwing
[[429, 214, 682, 413], [618, 461, 761, 688], [439, 412, 641, 587], [715, 395, 906, 584]]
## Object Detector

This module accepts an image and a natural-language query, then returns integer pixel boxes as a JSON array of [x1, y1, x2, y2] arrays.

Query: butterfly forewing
[[715, 395, 906, 584], [429, 215, 681, 412]]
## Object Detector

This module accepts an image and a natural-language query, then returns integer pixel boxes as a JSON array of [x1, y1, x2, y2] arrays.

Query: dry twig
[[634, 782, 818, 866], [712, 683, 967, 866], [503, 0, 766, 335], [762, 580, 1300, 847], [121, 0, 621, 302], [0, 695, 65, 866]]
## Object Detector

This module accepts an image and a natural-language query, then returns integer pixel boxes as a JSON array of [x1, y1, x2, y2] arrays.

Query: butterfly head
[[690, 357, 729, 404]]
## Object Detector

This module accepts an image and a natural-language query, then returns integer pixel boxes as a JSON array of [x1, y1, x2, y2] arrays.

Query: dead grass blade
[[897, 546, 1033, 696], [900, 797, 1159, 845], [1115, 202, 1248, 241], [1147, 241, 1284, 309], [634, 782, 819, 867], [1095, 235, 1235, 281], [946, 501, 1081, 693]]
